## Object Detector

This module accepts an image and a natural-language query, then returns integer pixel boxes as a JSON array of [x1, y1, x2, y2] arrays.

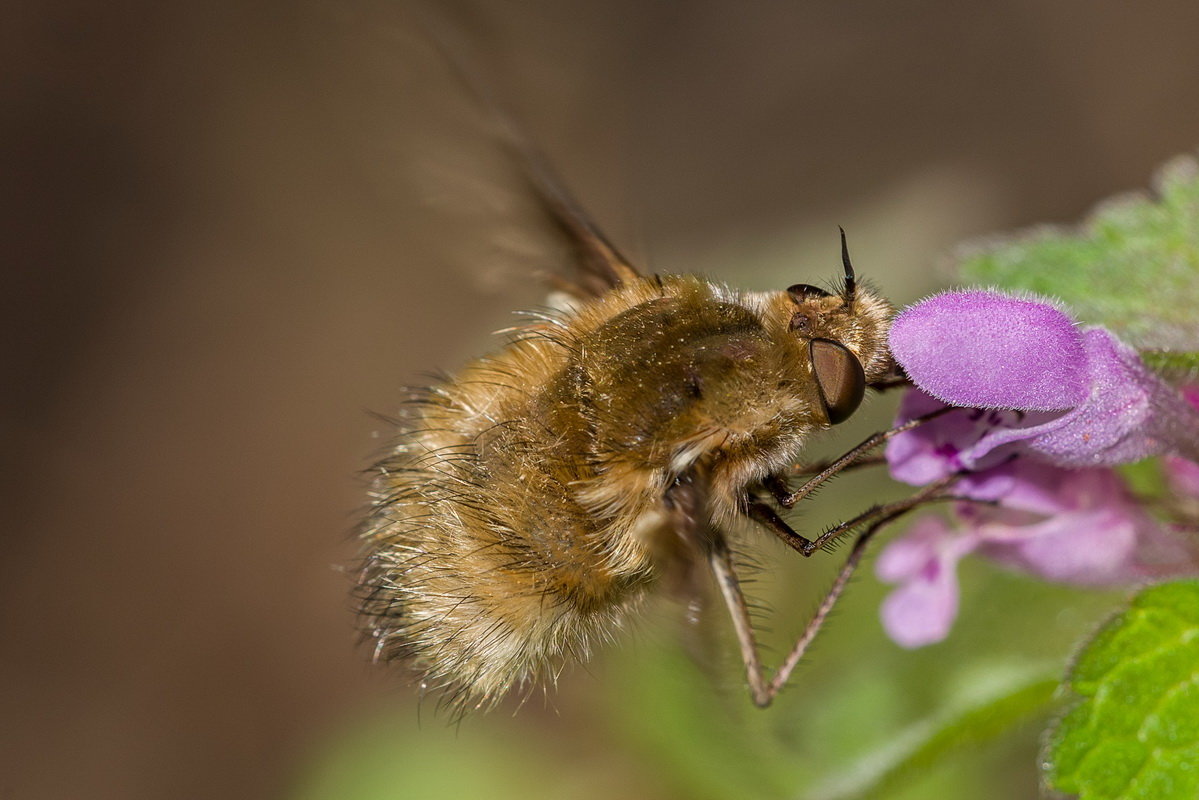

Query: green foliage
[[805, 663, 1059, 800], [297, 568, 1117, 800], [1141, 350, 1199, 376], [604, 638, 799, 800], [1045, 580, 1199, 800], [1116, 458, 1165, 497], [957, 155, 1199, 372]]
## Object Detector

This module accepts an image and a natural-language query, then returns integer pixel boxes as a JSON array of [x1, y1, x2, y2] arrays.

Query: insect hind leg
[[714, 484, 954, 708]]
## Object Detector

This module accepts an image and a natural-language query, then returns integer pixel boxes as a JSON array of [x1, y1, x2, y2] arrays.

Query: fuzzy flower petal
[[877, 517, 976, 648], [881, 294, 1199, 648], [942, 329, 1199, 466], [886, 390, 1025, 485], [889, 291, 1199, 468], [1161, 387, 1199, 501], [1022, 329, 1199, 465], [889, 290, 1088, 411], [878, 458, 1199, 648]]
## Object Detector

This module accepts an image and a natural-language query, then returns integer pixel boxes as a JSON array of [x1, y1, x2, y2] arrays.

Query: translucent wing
[[423, 18, 643, 300]]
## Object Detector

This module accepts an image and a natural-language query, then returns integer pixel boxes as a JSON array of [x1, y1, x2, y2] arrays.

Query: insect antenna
[[838, 226, 856, 304]]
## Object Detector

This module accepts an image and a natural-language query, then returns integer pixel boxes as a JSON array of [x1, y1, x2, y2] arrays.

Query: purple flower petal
[[1163, 387, 1199, 498], [876, 515, 952, 582], [882, 292, 1199, 645], [879, 456, 1199, 646], [976, 507, 1139, 584], [889, 290, 1088, 411], [877, 517, 975, 648], [962, 465, 1195, 584], [886, 390, 1026, 485], [969, 468, 1140, 584], [1023, 329, 1194, 465], [890, 290, 1199, 468], [958, 329, 1199, 467], [880, 576, 961, 649], [955, 459, 1071, 513], [1165, 455, 1199, 500]]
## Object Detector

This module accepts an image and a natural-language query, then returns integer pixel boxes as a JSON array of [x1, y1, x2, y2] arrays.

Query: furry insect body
[[358, 271, 894, 707]]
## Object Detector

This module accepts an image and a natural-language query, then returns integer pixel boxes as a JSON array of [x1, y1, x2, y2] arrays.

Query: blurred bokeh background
[[6, 1, 1199, 798]]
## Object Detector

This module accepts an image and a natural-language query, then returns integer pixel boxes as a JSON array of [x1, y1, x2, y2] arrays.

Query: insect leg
[[665, 470, 773, 705], [706, 531, 771, 706], [753, 474, 959, 557], [802, 474, 960, 553], [702, 483, 957, 706], [711, 501, 925, 708], [789, 454, 886, 477], [747, 500, 816, 554], [775, 407, 952, 509], [758, 503, 916, 705], [869, 374, 913, 392]]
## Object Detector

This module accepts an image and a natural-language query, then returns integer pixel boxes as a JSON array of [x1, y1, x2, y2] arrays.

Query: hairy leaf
[[1045, 580, 1199, 800], [957, 155, 1199, 360]]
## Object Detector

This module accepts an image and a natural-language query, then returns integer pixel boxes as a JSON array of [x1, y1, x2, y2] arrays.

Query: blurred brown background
[[5, 1, 1199, 798]]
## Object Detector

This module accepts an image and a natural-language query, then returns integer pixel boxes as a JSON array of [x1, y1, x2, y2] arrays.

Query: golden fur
[[356, 273, 893, 707]]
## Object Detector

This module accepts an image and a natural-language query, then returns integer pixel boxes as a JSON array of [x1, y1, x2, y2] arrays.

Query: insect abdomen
[[359, 348, 657, 706]]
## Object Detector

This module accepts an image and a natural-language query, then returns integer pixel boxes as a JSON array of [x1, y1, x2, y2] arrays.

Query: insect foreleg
[[803, 473, 961, 553], [715, 483, 953, 708], [774, 407, 953, 509], [747, 500, 817, 555], [751, 473, 959, 557], [790, 454, 887, 477]]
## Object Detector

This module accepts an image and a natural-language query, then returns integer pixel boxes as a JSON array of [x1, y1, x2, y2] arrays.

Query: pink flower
[[1164, 386, 1199, 502], [875, 292, 1199, 648], [876, 461, 1194, 648], [889, 290, 1199, 467], [876, 517, 970, 648]]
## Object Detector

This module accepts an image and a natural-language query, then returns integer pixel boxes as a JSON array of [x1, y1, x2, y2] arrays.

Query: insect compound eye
[[787, 283, 832, 303], [808, 338, 865, 425]]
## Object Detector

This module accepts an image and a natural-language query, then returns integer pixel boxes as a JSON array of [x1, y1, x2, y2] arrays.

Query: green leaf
[[1140, 350, 1199, 381], [805, 662, 1060, 800], [1117, 459, 1166, 498], [604, 637, 797, 800], [957, 155, 1199, 357], [1044, 580, 1199, 800]]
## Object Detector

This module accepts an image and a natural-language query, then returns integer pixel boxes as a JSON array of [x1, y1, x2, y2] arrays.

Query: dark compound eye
[[809, 338, 865, 425], [787, 284, 832, 303]]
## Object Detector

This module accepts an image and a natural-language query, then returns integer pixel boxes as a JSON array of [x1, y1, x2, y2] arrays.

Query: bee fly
[[355, 63, 942, 710]]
